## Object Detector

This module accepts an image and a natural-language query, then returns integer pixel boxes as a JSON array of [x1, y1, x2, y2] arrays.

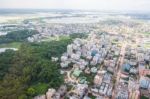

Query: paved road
[[112, 41, 127, 99]]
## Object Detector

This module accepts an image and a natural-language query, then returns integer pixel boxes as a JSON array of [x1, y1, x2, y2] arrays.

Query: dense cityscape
[[0, 8, 150, 99]]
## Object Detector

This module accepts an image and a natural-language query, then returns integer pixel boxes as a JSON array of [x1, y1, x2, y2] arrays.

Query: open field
[[144, 43, 150, 48], [0, 42, 22, 48]]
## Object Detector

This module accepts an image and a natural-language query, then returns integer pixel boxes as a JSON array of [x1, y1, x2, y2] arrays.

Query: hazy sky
[[0, 0, 150, 11]]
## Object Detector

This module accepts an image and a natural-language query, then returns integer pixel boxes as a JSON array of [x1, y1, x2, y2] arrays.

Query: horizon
[[0, 0, 150, 12], [0, 8, 150, 14]]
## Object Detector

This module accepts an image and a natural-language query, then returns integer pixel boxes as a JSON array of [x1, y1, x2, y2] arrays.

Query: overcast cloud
[[0, 0, 150, 11]]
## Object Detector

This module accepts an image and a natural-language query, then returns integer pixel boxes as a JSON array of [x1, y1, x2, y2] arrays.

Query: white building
[[67, 44, 73, 56], [46, 88, 56, 99]]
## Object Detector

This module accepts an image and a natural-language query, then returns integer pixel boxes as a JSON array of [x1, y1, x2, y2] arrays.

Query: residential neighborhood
[[0, 9, 150, 99], [33, 31, 150, 99]]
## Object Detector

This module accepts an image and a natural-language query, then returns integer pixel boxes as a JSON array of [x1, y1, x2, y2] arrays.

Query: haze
[[0, 0, 150, 12]]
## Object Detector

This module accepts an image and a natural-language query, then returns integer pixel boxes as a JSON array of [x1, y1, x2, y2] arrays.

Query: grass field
[[143, 32, 150, 36], [41, 35, 70, 42], [144, 43, 150, 48], [0, 42, 22, 48]]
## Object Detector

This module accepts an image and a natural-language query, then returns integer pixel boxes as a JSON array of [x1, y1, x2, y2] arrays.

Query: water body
[[0, 48, 18, 53], [0, 32, 7, 36]]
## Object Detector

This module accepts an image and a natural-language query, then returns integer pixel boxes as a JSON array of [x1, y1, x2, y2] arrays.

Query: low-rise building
[[46, 88, 56, 99]]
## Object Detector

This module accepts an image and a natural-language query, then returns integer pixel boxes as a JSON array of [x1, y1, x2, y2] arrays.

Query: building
[[94, 75, 103, 85], [129, 90, 140, 99], [139, 69, 150, 76], [99, 82, 112, 96], [73, 68, 82, 77], [58, 85, 67, 97], [116, 91, 128, 99], [91, 67, 98, 73], [51, 57, 58, 62], [67, 44, 73, 56], [46, 88, 56, 99], [139, 77, 150, 89], [74, 84, 88, 98], [34, 95, 46, 99], [60, 62, 69, 68]]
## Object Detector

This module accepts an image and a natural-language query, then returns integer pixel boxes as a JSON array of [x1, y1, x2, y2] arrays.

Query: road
[[112, 41, 127, 99]]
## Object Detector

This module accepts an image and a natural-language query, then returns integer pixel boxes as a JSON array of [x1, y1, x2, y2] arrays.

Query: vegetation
[[0, 49, 16, 80], [31, 83, 49, 95], [69, 33, 88, 39], [143, 32, 150, 36], [80, 73, 95, 86], [0, 29, 38, 44], [146, 74, 150, 78], [112, 76, 116, 85], [0, 33, 88, 98], [0, 39, 72, 98], [144, 43, 150, 48], [141, 95, 149, 99], [88, 93, 96, 99], [0, 42, 22, 48]]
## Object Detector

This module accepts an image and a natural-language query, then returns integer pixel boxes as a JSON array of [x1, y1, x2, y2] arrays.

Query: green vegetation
[[141, 95, 149, 99], [41, 36, 59, 42], [70, 33, 88, 39], [112, 40, 120, 45], [0, 39, 72, 98], [144, 43, 150, 48], [0, 42, 22, 48], [26, 87, 36, 96], [31, 83, 49, 95], [0, 29, 38, 44], [143, 32, 150, 36], [88, 93, 96, 99], [80, 73, 95, 86], [41, 35, 70, 42], [146, 74, 150, 78], [0, 33, 88, 98], [0, 49, 16, 80]]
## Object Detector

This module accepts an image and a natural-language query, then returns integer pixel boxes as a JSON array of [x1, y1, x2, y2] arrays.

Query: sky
[[0, 0, 150, 12]]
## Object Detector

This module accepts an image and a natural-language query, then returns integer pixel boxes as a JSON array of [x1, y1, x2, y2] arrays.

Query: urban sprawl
[[0, 12, 150, 99]]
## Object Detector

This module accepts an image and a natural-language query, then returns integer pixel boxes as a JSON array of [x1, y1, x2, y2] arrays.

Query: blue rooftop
[[122, 63, 131, 72], [140, 77, 150, 89]]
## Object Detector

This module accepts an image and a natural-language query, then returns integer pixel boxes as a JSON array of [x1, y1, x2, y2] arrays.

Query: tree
[[0, 49, 15, 79], [0, 29, 38, 44], [0, 35, 76, 98], [27, 87, 36, 96]]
